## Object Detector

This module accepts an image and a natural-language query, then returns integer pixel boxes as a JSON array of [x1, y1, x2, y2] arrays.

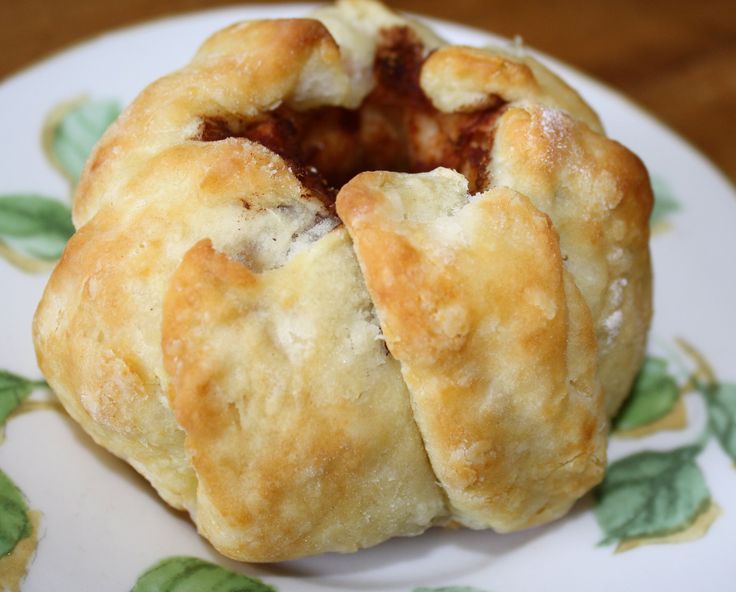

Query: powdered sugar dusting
[[535, 106, 573, 169], [601, 277, 628, 348], [264, 161, 279, 177], [603, 310, 623, 336], [540, 107, 569, 142], [608, 277, 628, 309]]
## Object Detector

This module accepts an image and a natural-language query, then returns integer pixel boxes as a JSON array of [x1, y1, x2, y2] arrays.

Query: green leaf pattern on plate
[[706, 383, 736, 462], [0, 469, 31, 557], [0, 97, 120, 272], [129, 558, 494, 592], [131, 556, 276, 592], [50, 99, 121, 185], [596, 340, 736, 549], [612, 357, 680, 432], [594, 446, 710, 544], [0, 370, 45, 426], [650, 176, 680, 226], [0, 194, 74, 262]]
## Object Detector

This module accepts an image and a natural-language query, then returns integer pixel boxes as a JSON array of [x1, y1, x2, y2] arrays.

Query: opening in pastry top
[[196, 26, 506, 204]]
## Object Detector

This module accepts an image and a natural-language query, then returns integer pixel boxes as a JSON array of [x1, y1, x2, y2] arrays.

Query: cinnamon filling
[[198, 26, 506, 204]]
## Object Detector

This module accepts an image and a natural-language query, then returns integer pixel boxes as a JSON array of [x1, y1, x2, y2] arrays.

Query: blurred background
[[2, 0, 734, 182]]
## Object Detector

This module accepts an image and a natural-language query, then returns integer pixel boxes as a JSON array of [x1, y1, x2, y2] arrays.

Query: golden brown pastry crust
[[337, 170, 606, 531], [490, 106, 653, 414], [33, 139, 337, 512], [163, 235, 445, 560], [33, 0, 652, 561]]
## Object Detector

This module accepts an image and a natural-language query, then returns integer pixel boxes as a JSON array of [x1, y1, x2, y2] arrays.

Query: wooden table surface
[[2, 0, 735, 183]]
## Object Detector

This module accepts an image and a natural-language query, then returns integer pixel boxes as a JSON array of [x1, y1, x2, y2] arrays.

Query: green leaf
[[51, 99, 121, 185], [0, 194, 74, 261], [0, 370, 44, 426], [0, 469, 31, 557], [650, 177, 680, 226], [414, 588, 489, 592], [708, 382, 736, 462], [613, 357, 680, 432], [131, 556, 276, 592], [594, 446, 709, 544]]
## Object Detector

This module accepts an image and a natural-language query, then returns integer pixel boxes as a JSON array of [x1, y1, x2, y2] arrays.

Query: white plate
[[1, 5, 734, 591]]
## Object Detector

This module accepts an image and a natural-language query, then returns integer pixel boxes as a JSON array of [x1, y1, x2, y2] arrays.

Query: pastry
[[33, 0, 653, 561]]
